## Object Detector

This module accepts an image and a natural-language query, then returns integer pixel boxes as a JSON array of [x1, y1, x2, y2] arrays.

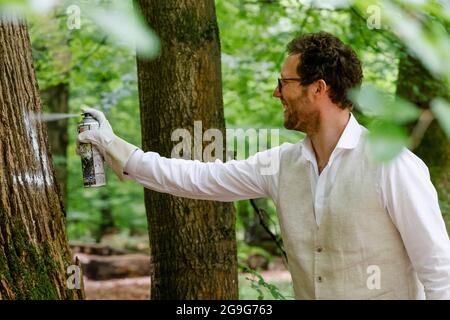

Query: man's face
[[272, 54, 320, 134]]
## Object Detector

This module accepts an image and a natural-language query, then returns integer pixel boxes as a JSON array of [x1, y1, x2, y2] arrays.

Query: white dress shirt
[[124, 114, 450, 299]]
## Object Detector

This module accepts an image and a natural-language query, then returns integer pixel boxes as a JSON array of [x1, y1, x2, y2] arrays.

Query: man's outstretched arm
[[122, 148, 278, 201], [77, 107, 281, 202]]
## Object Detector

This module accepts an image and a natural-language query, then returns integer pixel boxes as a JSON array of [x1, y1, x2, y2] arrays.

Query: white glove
[[77, 107, 138, 180], [77, 107, 116, 157]]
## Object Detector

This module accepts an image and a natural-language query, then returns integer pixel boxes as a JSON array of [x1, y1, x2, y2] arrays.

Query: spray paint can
[[78, 113, 106, 187]]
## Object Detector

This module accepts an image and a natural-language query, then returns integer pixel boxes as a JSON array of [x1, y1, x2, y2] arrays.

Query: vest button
[[317, 276, 323, 283], [316, 246, 323, 253]]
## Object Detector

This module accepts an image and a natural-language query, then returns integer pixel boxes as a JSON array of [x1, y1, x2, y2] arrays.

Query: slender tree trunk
[[97, 191, 116, 243], [41, 83, 69, 208], [396, 52, 450, 229], [0, 19, 83, 299], [137, 0, 238, 299]]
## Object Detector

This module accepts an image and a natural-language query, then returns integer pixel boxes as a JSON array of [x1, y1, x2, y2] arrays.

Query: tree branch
[[249, 199, 288, 265]]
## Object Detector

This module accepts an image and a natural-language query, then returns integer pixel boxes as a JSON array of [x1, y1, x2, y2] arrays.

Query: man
[[78, 32, 450, 299]]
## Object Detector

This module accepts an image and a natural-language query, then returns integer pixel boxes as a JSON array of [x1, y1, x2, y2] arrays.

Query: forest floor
[[74, 237, 294, 300], [84, 259, 293, 300]]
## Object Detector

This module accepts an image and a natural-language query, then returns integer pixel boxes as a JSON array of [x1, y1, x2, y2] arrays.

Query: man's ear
[[315, 79, 327, 95]]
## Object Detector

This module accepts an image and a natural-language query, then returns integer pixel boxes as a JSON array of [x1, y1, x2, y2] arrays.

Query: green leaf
[[83, 1, 160, 59], [0, 0, 26, 6], [431, 98, 450, 139], [350, 84, 420, 124], [366, 120, 409, 163]]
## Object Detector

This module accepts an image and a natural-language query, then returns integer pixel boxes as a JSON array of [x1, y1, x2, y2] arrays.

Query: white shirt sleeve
[[122, 145, 285, 202], [381, 148, 450, 300]]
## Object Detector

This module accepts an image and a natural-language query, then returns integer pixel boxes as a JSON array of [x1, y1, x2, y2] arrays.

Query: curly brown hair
[[287, 32, 363, 109]]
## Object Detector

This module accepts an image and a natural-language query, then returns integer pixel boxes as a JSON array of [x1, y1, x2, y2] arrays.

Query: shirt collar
[[300, 113, 363, 162]]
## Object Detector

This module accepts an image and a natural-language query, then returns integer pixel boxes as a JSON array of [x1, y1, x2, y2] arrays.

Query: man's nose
[[273, 87, 281, 98]]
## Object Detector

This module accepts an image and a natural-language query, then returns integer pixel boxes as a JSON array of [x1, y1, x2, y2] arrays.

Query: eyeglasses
[[277, 77, 302, 92]]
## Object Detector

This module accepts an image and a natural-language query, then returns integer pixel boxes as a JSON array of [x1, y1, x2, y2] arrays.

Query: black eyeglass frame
[[277, 77, 302, 92]]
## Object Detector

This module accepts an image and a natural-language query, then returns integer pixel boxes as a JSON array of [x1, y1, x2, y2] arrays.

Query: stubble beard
[[284, 96, 320, 135]]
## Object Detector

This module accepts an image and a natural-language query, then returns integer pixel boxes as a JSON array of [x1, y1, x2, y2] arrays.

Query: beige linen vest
[[276, 135, 425, 300]]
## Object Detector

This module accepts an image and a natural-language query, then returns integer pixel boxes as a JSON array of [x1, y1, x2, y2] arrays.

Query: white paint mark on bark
[[22, 111, 54, 186]]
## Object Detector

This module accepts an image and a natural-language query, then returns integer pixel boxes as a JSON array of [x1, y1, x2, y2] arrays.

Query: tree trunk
[[0, 19, 83, 299], [396, 52, 450, 228], [41, 83, 69, 208], [136, 0, 238, 299], [96, 190, 116, 243]]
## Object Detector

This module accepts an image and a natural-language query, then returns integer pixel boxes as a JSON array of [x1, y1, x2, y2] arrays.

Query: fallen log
[[75, 253, 151, 280], [70, 242, 130, 256]]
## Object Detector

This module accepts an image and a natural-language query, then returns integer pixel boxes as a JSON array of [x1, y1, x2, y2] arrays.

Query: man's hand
[[77, 107, 117, 158], [76, 107, 138, 181]]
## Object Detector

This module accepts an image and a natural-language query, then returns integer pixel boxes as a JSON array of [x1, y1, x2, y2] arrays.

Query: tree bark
[[0, 19, 83, 299], [136, 0, 238, 299], [396, 52, 450, 229]]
